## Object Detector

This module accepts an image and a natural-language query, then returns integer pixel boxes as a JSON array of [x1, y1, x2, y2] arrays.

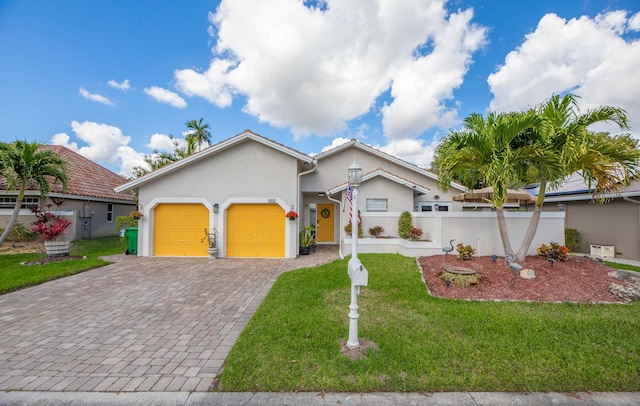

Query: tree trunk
[[515, 206, 542, 262], [0, 184, 25, 246], [495, 206, 515, 257], [515, 179, 547, 262]]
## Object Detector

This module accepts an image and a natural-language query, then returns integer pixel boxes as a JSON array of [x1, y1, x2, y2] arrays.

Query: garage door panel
[[227, 204, 284, 258], [154, 203, 209, 256]]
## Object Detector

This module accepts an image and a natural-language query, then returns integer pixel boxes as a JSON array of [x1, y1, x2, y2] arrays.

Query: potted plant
[[201, 228, 217, 258], [299, 225, 314, 255], [29, 200, 72, 257], [129, 210, 143, 220], [285, 210, 299, 220]]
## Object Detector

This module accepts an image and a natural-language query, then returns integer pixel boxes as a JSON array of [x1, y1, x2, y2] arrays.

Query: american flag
[[347, 185, 360, 224]]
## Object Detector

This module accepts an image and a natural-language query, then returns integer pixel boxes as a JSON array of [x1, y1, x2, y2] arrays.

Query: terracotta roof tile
[[0, 145, 134, 202]]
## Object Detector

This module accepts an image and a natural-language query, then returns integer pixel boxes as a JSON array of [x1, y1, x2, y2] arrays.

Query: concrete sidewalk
[[1, 390, 640, 405]]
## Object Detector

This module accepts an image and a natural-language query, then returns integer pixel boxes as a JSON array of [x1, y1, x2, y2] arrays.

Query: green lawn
[[219, 254, 640, 392], [0, 237, 123, 294], [604, 261, 640, 273]]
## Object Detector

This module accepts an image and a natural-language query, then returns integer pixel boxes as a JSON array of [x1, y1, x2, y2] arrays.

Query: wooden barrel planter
[[44, 241, 71, 257]]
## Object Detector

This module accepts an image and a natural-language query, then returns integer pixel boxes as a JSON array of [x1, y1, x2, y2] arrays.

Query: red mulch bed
[[418, 255, 630, 303]]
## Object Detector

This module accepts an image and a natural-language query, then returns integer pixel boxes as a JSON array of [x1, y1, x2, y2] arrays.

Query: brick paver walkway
[[0, 246, 339, 392]]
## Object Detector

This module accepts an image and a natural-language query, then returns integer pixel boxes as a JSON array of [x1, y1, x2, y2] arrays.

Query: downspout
[[326, 191, 344, 259], [297, 160, 317, 255]]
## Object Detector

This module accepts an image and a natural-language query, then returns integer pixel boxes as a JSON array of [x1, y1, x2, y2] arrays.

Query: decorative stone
[[520, 269, 536, 279], [609, 283, 640, 301]]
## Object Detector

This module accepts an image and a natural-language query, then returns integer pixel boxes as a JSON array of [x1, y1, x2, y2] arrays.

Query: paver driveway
[[0, 247, 339, 392]]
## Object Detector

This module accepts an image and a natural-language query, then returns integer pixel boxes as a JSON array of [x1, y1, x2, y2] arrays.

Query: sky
[[1, 0, 639, 178]]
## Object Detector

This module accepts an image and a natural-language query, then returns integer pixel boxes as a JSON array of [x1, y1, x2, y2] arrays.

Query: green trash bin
[[124, 228, 138, 255]]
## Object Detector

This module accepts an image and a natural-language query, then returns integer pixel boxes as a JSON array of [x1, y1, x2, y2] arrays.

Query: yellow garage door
[[227, 204, 285, 258], [154, 203, 209, 256]]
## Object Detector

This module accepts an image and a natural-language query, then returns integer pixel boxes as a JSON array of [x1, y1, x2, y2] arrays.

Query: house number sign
[[321, 208, 331, 218]]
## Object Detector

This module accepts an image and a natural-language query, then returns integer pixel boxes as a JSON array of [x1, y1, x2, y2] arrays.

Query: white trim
[[115, 131, 313, 193], [328, 169, 431, 195], [219, 197, 293, 258], [142, 197, 214, 257], [317, 140, 466, 192]]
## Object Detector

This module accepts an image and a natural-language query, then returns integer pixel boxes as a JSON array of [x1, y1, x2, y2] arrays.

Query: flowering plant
[[285, 210, 299, 219], [30, 202, 72, 241], [130, 210, 143, 219]]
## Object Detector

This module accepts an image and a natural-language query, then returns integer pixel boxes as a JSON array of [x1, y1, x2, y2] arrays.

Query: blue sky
[[1, 0, 639, 177]]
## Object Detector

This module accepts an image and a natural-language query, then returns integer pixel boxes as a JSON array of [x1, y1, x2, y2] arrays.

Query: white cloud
[[50, 121, 146, 177], [176, 0, 485, 139], [79, 86, 114, 106], [320, 137, 352, 153], [174, 59, 234, 107], [488, 11, 640, 136], [629, 11, 640, 31], [377, 137, 440, 168], [147, 133, 186, 151], [143, 86, 187, 108], [108, 79, 131, 91]]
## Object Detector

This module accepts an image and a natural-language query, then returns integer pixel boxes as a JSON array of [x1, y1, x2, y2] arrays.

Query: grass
[[604, 261, 640, 273], [0, 236, 123, 294], [219, 254, 640, 392]]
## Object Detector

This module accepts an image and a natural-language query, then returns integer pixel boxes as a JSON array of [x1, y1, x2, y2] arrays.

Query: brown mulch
[[418, 254, 631, 303]]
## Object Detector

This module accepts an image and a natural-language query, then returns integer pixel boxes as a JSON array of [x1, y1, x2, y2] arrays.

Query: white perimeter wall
[[343, 211, 565, 257]]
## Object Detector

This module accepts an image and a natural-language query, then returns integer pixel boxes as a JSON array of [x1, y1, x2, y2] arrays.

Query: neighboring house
[[527, 173, 640, 261], [115, 130, 469, 258], [1, 145, 136, 240]]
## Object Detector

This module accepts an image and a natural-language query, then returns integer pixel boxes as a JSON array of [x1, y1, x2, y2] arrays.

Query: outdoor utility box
[[348, 258, 368, 287], [590, 244, 615, 258], [124, 228, 138, 255]]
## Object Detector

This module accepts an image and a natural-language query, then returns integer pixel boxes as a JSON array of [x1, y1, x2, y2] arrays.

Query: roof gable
[[328, 168, 431, 195], [316, 139, 465, 192], [116, 130, 313, 193], [0, 145, 134, 202]]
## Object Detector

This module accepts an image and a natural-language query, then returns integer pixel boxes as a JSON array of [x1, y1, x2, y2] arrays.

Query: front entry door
[[316, 203, 334, 243]]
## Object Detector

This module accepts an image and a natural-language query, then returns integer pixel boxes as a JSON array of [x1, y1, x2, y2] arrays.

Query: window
[[107, 203, 113, 222], [0, 197, 39, 209], [366, 198, 388, 212], [420, 203, 450, 212]]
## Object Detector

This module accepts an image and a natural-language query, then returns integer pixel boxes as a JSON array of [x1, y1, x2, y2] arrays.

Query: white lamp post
[[347, 161, 367, 348]]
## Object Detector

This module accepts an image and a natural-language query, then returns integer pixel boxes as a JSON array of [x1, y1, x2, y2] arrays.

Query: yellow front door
[[226, 204, 285, 257], [154, 203, 209, 256], [316, 203, 334, 243]]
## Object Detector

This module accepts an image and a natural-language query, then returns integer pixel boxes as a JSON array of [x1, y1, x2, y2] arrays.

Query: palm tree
[[0, 141, 69, 246], [185, 118, 212, 152], [514, 94, 640, 261], [436, 94, 640, 263], [434, 110, 545, 258]]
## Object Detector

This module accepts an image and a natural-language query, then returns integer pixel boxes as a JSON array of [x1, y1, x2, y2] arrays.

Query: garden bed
[[418, 255, 631, 303]]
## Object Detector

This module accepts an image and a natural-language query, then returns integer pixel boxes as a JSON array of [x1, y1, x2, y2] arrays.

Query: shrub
[[537, 242, 570, 261], [398, 211, 413, 239], [368, 225, 385, 238], [4, 222, 37, 242], [344, 222, 363, 238], [115, 215, 138, 233], [456, 242, 476, 260], [440, 270, 482, 287], [565, 228, 580, 251], [407, 226, 423, 241]]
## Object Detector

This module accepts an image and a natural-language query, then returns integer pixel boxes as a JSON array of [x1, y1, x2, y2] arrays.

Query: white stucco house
[[114, 130, 474, 258], [115, 129, 565, 259]]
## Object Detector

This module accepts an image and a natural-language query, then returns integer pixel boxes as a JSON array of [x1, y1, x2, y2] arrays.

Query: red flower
[[285, 210, 299, 218]]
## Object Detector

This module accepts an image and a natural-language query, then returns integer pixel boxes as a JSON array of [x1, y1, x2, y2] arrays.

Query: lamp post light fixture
[[346, 160, 368, 349]]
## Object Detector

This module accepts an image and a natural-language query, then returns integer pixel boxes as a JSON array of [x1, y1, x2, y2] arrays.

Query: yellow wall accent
[[227, 204, 285, 257], [154, 203, 208, 256], [316, 203, 334, 243]]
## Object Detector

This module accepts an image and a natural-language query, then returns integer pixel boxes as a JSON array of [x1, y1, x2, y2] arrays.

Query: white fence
[[342, 211, 565, 257]]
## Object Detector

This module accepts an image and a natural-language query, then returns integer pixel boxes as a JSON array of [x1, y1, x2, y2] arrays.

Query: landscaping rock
[[609, 283, 640, 302], [608, 269, 640, 284], [520, 269, 536, 279]]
